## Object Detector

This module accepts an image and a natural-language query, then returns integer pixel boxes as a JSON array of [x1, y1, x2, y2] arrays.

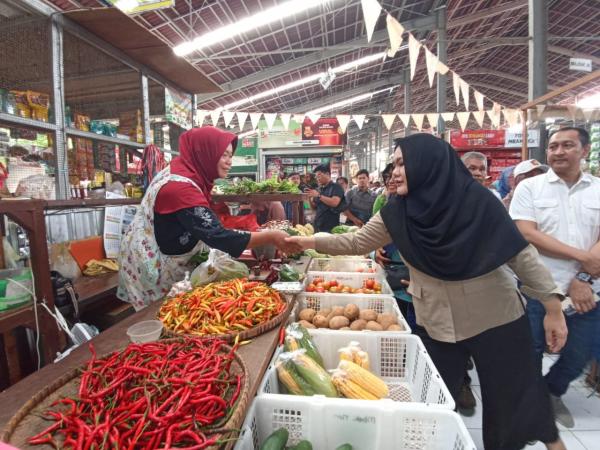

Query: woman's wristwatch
[[576, 271, 594, 284]]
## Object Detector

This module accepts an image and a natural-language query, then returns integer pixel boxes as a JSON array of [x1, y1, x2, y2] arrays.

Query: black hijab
[[380, 133, 528, 281]]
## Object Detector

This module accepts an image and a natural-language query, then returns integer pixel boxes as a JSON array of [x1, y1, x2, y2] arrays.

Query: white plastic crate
[[308, 258, 384, 276], [305, 272, 393, 295], [259, 333, 454, 410], [294, 292, 411, 334], [234, 396, 475, 450]]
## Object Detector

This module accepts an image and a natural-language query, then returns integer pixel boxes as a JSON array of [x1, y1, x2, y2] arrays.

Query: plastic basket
[[234, 396, 475, 450], [308, 258, 384, 276], [305, 272, 393, 295], [259, 333, 454, 410], [294, 292, 411, 334]]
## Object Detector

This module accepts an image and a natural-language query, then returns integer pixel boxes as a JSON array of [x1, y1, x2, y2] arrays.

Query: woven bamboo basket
[[1, 340, 250, 450]]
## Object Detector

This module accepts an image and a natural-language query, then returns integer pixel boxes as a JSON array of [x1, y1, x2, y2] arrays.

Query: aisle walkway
[[462, 355, 600, 449]]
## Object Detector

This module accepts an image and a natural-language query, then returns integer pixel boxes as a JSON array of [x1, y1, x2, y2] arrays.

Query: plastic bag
[[15, 174, 56, 200], [49, 242, 82, 281], [190, 249, 249, 287]]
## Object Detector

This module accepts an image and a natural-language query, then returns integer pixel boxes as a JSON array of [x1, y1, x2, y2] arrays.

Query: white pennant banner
[[441, 112, 455, 122], [361, 0, 382, 43], [503, 109, 520, 128], [487, 109, 500, 128], [536, 104, 546, 119], [408, 33, 421, 81], [386, 14, 404, 58], [307, 113, 321, 125], [236, 111, 248, 129], [210, 109, 221, 127], [426, 113, 440, 129], [436, 61, 450, 75], [412, 113, 425, 131], [292, 114, 306, 124], [456, 111, 471, 131], [493, 102, 502, 114], [353, 114, 366, 130], [452, 72, 461, 106], [424, 47, 438, 87], [472, 110, 486, 127], [249, 112, 262, 130], [474, 91, 485, 111], [195, 110, 209, 127], [566, 105, 578, 120], [336, 114, 351, 133], [381, 114, 397, 130], [459, 79, 470, 111], [222, 110, 235, 128], [279, 113, 292, 130], [263, 113, 278, 130], [398, 114, 411, 128]]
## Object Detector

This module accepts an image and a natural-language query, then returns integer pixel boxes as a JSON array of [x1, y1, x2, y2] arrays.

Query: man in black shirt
[[304, 164, 346, 232]]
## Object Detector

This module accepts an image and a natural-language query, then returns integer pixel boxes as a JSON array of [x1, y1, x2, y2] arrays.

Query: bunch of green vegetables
[[221, 176, 301, 195]]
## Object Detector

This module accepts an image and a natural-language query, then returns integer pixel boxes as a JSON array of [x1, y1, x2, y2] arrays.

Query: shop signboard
[[165, 87, 192, 130], [504, 129, 540, 148], [231, 136, 258, 174], [450, 130, 506, 148], [258, 118, 310, 148], [302, 118, 345, 146], [569, 58, 592, 72]]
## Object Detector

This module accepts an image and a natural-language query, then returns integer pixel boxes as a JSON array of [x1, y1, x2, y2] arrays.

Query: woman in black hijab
[[287, 134, 568, 450]]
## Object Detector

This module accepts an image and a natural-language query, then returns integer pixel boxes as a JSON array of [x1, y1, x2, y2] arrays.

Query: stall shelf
[[212, 193, 310, 225]]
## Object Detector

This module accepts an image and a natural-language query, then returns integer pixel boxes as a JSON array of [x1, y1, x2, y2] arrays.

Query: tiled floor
[[461, 355, 600, 449]]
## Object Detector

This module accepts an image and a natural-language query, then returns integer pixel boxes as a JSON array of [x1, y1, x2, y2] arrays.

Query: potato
[[340, 327, 351, 330], [343, 304, 360, 320], [299, 308, 317, 322], [329, 316, 350, 330], [313, 314, 329, 328], [326, 306, 345, 321], [298, 320, 316, 329], [377, 313, 398, 330], [319, 308, 332, 317], [349, 319, 367, 331], [366, 321, 383, 331], [359, 309, 378, 322], [387, 324, 404, 331]]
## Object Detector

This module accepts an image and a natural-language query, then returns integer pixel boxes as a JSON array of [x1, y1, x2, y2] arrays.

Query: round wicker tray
[[0, 340, 249, 450]]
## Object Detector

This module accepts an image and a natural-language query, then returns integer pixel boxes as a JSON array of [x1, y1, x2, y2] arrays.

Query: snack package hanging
[[190, 249, 250, 287]]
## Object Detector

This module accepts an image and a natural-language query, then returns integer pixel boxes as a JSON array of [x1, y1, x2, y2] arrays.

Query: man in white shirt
[[510, 127, 600, 428]]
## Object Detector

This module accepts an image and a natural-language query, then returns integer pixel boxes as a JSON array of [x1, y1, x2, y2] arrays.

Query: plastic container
[[308, 258, 384, 276], [305, 272, 393, 295], [294, 292, 411, 334], [259, 333, 454, 409], [126, 320, 163, 343], [234, 396, 475, 450]]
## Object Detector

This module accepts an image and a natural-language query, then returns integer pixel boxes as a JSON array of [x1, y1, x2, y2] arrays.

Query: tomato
[[313, 277, 324, 284], [322, 282, 331, 290], [306, 284, 316, 292], [356, 268, 364, 273], [329, 286, 339, 293], [341, 286, 351, 293], [365, 279, 375, 289], [316, 286, 325, 293], [368, 268, 376, 273], [373, 282, 381, 291], [329, 280, 338, 287]]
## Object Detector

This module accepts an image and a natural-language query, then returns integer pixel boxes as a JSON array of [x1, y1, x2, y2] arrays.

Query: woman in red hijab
[[117, 126, 293, 310]]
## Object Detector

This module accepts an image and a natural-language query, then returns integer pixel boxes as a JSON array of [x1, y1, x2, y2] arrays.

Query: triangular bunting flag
[[536, 104, 546, 119], [337, 115, 351, 133], [436, 61, 449, 75], [452, 72, 461, 106], [381, 114, 397, 130], [474, 91, 485, 111], [195, 110, 209, 127], [279, 113, 292, 130], [263, 113, 278, 130], [249, 112, 262, 130], [210, 109, 221, 127], [307, 113, 321, 125], [361, 0, 382, 43], [222, 111, 235, 128], [460, 79, 470, 111], [398, 114, 411, 128], [386, 14, 404, 58], [292, 114, 306, 124], [424, 47, 438, 88], [473, 110, 486, 127], [566, 105, 578, 120], [441, 112, 455, 122], [583, 109, 596, 121], [353, 114, 366, 130], [236, 111, 248, 129], [426, 113, 440, 129], [412, 113, 425, 131], [456, 112, 471, 131], [493, 102, 502, 114], [487, 109, 500, 128], [408, 33, 421, 81], [503, 109, 520, 128]]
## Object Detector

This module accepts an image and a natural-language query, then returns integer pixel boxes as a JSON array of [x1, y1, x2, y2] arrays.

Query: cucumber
[[335, 444, 353, 450], [260, 428, 289, 450], [288, 440, 313, 450]]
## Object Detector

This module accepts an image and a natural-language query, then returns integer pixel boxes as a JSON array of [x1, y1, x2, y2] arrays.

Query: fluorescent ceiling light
[[174, 0, 334, 56], [577, 93, 600, 109], [306, 86, 398, 115], [114, 0, 137, 12], [222, 51, 390, 110]]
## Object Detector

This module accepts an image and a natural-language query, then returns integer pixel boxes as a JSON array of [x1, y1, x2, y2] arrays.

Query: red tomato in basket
[[316, 286, 325, 293], [365, 279, 375, 289], [329, 280, 339, 287], [306, 284, 316, 292]]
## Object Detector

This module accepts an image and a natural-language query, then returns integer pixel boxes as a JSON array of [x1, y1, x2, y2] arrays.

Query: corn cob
[[338, 347, 354, 363], [276, 359, 315, 396], [354, 350, 371, 370], [292, 351, 337, 397], [338, 360, 388, 398], [332, 373, 379, 400], [284, 335, 300, 352]]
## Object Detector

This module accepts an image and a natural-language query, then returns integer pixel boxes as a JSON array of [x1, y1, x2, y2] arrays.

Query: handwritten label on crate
[[333, 414, 377, 425]]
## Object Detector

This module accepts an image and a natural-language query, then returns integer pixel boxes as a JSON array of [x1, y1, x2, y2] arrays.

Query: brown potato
[[313, 314, 329, 328], [343, 304, 360, 320], [359, 309, 378, 322], [349, 319, 367, 331], [366, 321, 383, 331], [377, 313, 398, 330], [329, 316, 350, 330], [298, 320, 316, 329], [319, 308, 332, 317], [299, 308, 317, 322], [386, 324, 404, 331], [326, 306, 345, 321]]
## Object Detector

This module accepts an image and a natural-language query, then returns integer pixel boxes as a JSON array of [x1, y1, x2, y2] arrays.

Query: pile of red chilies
[[29, 338, 243, 449]]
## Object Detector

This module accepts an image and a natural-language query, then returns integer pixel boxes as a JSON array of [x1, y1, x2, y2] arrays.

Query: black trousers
[[414, 316, 559, 450]]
